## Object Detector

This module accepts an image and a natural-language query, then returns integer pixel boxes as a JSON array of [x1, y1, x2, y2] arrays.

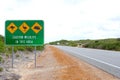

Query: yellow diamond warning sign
[[32, 22, 42, 34], [7, 23, 17, 34], [19, 22, 30, 34]]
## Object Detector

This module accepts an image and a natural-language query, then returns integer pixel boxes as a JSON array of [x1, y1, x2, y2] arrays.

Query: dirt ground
[[13, 45, 120, 80]]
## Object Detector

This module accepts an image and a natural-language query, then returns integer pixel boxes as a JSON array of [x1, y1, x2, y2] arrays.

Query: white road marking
[[66, 49, 120, 69]]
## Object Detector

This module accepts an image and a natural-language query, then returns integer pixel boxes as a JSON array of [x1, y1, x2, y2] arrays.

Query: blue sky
[[0, 0, 120, 43]]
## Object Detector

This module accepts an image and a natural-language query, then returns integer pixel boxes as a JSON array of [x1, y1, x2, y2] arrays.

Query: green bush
[[37, 46, 44, 51], [0, 67, 3, 72], [0, 56, 3, 62], [0, 42, 5, 53]]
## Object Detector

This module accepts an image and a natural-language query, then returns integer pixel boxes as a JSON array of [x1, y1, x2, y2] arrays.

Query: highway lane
[[55, 46, 120, 78]]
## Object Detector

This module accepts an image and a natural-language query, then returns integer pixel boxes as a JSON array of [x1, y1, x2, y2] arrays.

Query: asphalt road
[[55, 46, 120, 78]]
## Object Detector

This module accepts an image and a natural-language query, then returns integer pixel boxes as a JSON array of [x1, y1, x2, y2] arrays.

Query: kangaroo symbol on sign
[[9, 26, 15, 30]]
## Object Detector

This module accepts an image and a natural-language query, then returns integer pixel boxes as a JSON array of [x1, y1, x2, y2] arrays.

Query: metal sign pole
[[34, 46, 37, 68], [12, 46, 14, 68]]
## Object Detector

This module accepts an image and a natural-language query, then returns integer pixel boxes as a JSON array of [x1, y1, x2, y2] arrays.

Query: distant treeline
[[49, 38, 120, 51]]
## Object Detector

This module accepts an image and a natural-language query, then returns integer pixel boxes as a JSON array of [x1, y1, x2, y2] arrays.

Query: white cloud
[[0, 0, 120, 43]]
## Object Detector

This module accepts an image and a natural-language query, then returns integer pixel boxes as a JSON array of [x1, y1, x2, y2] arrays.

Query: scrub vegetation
[[49, 38, 120, 51]]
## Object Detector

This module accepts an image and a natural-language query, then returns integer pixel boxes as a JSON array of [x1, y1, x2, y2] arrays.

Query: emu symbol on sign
[[23, 26, 27, 31]]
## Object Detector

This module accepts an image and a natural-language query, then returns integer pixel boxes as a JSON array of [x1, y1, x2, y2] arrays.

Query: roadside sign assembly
[[5, 20, 44, 68], [5, 20, 44, 46]]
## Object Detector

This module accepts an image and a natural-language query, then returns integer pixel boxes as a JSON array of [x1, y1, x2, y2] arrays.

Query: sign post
[[34, 46, 36, 68], [12, 46, 14, 68], [5, 20, 44, 68]]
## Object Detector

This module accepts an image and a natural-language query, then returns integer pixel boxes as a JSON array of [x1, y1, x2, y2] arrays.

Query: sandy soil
[[13, 45, 120, 80]]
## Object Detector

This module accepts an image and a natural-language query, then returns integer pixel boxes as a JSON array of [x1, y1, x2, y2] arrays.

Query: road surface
[[55, 45, 120, 78]]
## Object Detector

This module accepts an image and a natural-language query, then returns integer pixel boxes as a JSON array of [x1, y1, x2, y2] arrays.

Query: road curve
[[55, 45, 120, 78]]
